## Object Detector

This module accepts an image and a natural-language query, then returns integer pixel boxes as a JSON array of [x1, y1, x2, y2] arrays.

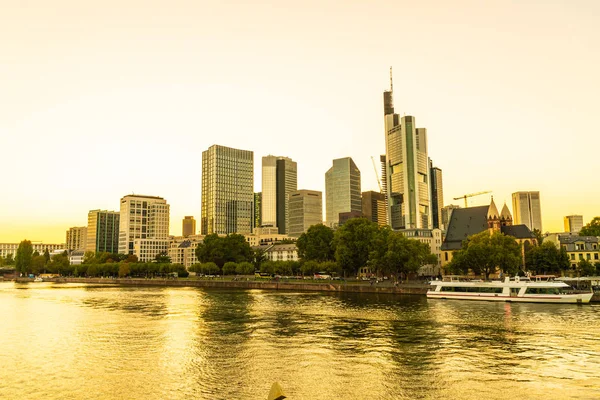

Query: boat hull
[[427, 291, 593, 304]]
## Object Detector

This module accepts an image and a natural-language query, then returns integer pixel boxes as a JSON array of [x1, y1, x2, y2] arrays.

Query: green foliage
[[579, 217, 600, 237], [531, 229, 544, 246], [126, 254, 138, 263], [333, 218, 379, 276], [223, 262, 238, 275], [577, 259, 596, 277], [296, 224, 335, 262], [15, 240, 33, 274], [119, 263, 130, 277], [525, 242, 570, 275], [48, 254, 71, 275], [252, 247, 267, 268], [448, 231, 522, 280], [236, 261, 255, 275], [195, 233, 252, 267], [301, 260, 319, 275], [154, 252, 171, 264], [43, 249, 50, 264], [31, 256, 46, 275], [5, 253, 15, 265], [370, 232, 437, 278], [32, 250, 40, 257]]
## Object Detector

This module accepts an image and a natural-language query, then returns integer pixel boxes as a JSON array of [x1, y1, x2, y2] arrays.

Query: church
[[440, 198, 536, 272]]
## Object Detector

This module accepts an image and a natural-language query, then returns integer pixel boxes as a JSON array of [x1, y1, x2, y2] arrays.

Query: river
[[1, 281, 599, 399]]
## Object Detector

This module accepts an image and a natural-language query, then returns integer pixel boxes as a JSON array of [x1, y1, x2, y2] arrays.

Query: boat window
[[439, 286, 502, 293], [525, 287, 560, 295]]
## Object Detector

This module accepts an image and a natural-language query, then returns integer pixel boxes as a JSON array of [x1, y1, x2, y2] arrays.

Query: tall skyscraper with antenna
[[383, 68, 431, 229]]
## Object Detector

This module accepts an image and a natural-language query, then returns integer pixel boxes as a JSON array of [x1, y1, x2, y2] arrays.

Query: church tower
[[487, 197, 501, 231], [500, 202, 513, 227]]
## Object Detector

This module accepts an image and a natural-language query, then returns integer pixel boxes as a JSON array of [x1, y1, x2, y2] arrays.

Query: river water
[[1, 281, 599, 400]]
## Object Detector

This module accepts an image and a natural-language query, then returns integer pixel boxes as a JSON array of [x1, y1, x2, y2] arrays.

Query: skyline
[[2, 0, 599, 243]]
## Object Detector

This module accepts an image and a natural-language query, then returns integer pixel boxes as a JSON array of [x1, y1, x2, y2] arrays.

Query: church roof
[[500, 203, 512, 220], [487, 198, 499, 219], [441, 206, 489, 250], [501, 225, 535, 239]]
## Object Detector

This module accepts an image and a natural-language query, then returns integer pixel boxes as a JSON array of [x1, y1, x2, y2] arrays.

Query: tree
[[370, 232, 437, 279], [447, 231, 521, 280], [579, 217, 600, 237], [525, 242, 570, 275], [296, 224, 335, 262], [223, 262, 238, 275], [5, 253, 14, 265], [119, 263, 130, 277], [49, 254, 70, 275], [196, 233, 252, 267], [43, 249, 50, 264], [126, 254, 138, 263], [252, 247, 267, 269], [31, 255, 46, 275], [15, 240, 33, 275], [236, 261, 255, 275], [32, 250, 40, 257], [577, 259, 596, 277], [333, 218, 379, 276], [154, 252, 171, 263], [532, 229, 544, 246]]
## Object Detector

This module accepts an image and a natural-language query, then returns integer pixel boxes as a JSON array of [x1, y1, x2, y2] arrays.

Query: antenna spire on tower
[[389, 66, 393, 93]]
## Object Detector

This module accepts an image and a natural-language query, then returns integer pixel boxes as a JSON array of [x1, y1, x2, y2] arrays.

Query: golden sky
[[1, 0, 599, 243]]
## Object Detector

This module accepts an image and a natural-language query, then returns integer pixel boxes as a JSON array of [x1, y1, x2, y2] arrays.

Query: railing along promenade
[[14, 276, 430, 296]]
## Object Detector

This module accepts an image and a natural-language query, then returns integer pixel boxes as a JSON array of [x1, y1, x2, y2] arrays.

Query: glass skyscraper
[[201, 145, 254, 235], [261, 155, 297, 234], [325, 157, 361, 228]]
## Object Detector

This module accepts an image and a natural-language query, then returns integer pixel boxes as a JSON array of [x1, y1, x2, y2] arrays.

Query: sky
[[1, 0, 599, 244]]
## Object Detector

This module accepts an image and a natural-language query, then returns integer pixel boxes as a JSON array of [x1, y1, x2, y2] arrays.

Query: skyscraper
[[564, 215, 583, 234], [66, 226, 87, 252], [325, 157, 361, 228], [86, 210, 120, 253], [429, 159, 444, 229], [361, 191, 387, 227], [383, 71, 431, 229], [201, 144, 254, 235], [511, 191, 542, 232], [288, 190, 323, 237], [261, 155, 297, 234], [182, 216, 196, 237], [118, 195, 170, 261], [440, 204, 460, 231]]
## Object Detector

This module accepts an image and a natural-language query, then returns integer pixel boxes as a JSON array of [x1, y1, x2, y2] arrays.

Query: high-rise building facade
[[288, 190, 323, 237], [182, 216, 196, 237], [383, 76, 431, 230], [429, 160, 443, 229], [361, 191, 387, 227], [201, 145, 254, 235], [261, 155, 297, 234], [325, 157, 361, 228], [511, 191, 542, 232], [253, 192, 262, 230], [564, 215, 583, 234], [86, 210, 120, 253], [66, 226, 87, 251], [118, 195, 170, 261]]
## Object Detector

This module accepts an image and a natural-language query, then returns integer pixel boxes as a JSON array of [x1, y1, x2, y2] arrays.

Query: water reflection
[[1, 282, 599, 400]]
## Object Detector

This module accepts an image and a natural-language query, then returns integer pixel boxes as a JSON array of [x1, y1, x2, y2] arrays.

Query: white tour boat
[[427, 276, 593, 304]]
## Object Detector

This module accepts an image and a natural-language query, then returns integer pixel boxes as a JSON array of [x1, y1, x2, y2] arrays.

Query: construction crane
[[453, 191, 492, 207], [371, 156, 383, 193]]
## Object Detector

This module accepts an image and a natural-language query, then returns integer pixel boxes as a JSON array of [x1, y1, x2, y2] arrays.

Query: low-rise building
[[264, 243, 299, 262], [398, 228, 443, 276], [168, 235, 204, 267], [545, 234, 599, 269], [69, 250, 85, 265], [0, 242, 65, 258], [244, 231, 292, 247]]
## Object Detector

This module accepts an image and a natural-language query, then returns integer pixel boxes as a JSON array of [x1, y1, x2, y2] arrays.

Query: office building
[[325, 157, 361, 228], [182, 216, 196, 237], [86, 210, 120, 253], [66, 226, 87, 252], [383, 72, 431, 229], [361, 191, 387, 227], [564, 215, 584, 234], [288, 190, 323, 237], [429, 160, 443, 229], [201, 144, 254, 235], [511, 191, 542, 232], [118, 194, 170, 262], [261, 155, 297, 234]]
